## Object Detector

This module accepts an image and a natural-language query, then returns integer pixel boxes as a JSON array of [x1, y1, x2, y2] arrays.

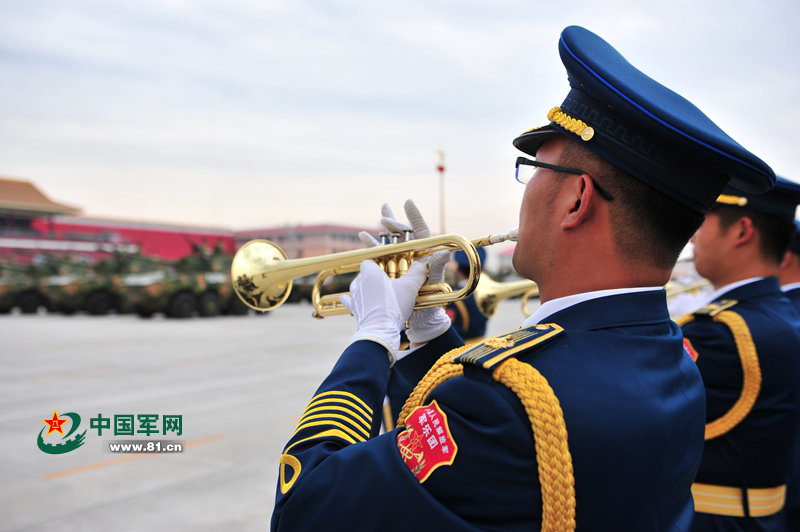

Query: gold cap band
[[548, 107, 594, 141], [716, 194, 748, 207]]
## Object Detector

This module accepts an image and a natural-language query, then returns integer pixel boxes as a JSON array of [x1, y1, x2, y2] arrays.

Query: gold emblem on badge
[[484, 336, 515, 349]]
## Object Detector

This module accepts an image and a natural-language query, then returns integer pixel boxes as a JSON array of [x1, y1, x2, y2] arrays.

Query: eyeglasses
[[515, 156, 614, 201]]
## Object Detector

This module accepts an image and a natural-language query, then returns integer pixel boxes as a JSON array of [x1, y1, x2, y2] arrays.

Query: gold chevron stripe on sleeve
[[299, 403, 371, 432], [305, 390, 373, 416], [294, 413, 371, 439]]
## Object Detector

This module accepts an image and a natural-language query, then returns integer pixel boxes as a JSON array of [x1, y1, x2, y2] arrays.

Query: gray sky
[[2, 0, 799, 245]]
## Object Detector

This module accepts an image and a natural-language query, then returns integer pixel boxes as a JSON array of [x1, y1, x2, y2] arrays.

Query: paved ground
[[0, 298, 533, 532]]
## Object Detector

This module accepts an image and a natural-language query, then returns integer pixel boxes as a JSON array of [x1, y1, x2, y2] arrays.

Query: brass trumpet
[[665, 278, 711, 298], [474, 276, 538, 318], [520, 285, 541, 317], [231, 230, 518, 318]]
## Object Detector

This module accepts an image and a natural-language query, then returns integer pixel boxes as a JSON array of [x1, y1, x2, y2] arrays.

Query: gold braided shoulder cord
[[398, 348, 576, 532], [674, 313, 694, 328], [493, 358, 576, 532], [679, 311, 761, 440], [397, 347, 468, 426]]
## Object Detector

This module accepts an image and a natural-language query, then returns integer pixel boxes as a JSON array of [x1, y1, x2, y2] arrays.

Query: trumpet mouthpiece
[[485, 229, 518, 244]]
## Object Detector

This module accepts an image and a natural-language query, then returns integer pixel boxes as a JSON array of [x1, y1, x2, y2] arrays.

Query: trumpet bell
[[232, 240, 292, 311]]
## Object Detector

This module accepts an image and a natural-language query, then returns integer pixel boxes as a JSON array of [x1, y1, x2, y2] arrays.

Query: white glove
[[381, 200, 452, 345], [381, 200, 431, 239], [358, 199, 432, 247], [340, 260, 427, 365], [406, 250, 453, 344]]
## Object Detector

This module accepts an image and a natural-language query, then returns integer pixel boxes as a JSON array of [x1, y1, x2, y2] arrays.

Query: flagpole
[[437, 149, 445, 234]]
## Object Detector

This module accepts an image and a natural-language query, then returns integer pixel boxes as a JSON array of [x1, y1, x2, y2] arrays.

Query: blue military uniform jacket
[[271, 290, 705, 531], [384, 293, 488, 431], [446, 293, 488, 342], [781, 285, 800, 531], [681, 277, 800, 531], [784, 286, 800, 310]]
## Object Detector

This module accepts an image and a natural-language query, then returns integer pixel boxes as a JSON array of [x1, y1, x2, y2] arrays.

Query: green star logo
[[38, 410, 87, 454]]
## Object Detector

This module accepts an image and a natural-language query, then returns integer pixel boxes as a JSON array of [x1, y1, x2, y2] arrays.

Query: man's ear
[[780, 250, 793, 271], [561, 175, 596, 230], [731, 216, 755, 247]]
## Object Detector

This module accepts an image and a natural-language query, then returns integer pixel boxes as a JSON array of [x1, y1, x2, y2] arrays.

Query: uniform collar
[[522, 286, 665, 330], [782, 281, 800, 292], [711, 276, 782, 302], [707, 277, 763, 301]]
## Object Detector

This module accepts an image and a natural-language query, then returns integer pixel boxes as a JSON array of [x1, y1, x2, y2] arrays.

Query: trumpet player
[[270, 26, 776, 531]]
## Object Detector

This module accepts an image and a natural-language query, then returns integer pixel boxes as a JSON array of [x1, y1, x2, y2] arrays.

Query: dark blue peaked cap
[[454, 247, 485, 269], [715, 177, 800, 220], [513, 26, 776, 213]]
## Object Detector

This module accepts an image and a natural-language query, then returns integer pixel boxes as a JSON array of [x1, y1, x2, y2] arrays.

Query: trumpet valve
[[397, 229, 414, 276], [418, 282, 452, 296], [383, 232, 402, 278], [377, 232, 391, 272], [386, 259, 398, 279], [397, 255, 410, 277]]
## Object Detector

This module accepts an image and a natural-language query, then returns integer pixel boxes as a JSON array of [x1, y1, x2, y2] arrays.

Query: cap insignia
[[716, 194, 748, 207], [548, 107, 594, 141]]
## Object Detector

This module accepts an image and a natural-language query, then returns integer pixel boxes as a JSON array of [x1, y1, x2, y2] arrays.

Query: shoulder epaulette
[[693, 299, 738, 317], [454, 323, 564, 370]]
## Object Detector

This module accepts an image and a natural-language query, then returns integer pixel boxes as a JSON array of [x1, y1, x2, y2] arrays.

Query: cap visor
[[512, 125, 559, 157]]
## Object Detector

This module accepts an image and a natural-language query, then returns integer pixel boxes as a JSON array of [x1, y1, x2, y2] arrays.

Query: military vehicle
[[0, 260, 48, 313], [40, 259, 105, 315], [121, 267, 188, 318], [0, 266, 13, 313], [0, 256, 57, 314], [174, 244, 247, 317], [39, 252, 151, 315], [120, 245, 248, 318], [0, 246, 250, 319]]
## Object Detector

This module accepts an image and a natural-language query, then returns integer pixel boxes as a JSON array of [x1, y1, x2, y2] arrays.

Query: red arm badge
[[396, 400, 458, 483]]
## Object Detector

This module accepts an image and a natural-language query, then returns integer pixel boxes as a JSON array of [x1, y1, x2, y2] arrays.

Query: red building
[[0, 176, 379, 264], [29, 216, 236, 261]]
